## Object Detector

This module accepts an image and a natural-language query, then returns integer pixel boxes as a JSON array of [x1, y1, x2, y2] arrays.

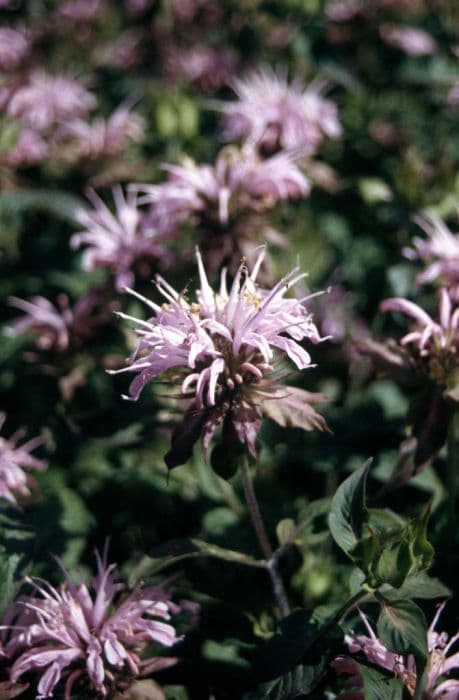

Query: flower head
[[379, 24, 437, 56], [71, 187, 173, 291], [7, 72, 95, 132], [137, 147, 309, 273], [8, 548, 180, 698], [165, 45, 237, 91], [0, 413, 46, 507], [404, 215, 459, 297], [218, 68, 342, 155], [111, 248, 328, 466], [380, 288, 459, 385], [2, 128, 48, 169], [8, 291, 106, 353], [58, 102, 145, 161], [140, 147, 310, 227], [0, 27, 29, 71], [333, 606, 459, 699]]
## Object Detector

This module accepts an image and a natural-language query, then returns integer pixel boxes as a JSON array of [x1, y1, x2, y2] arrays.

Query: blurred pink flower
[[138, 147, 310, 228], [58, 102, 145, 160], [165, 45, 237, 91], [0, 27, 29, 71], [8, 290, 108, 352], [53, 0, 101, 22], [380, 24, 437, 55], [0, 413, 46, 507], [381, 288, 459, 359], [404, 214, 459, 296], [9, 548, 180, 698], [218, 68, 342, 155], [327, 0, 421, 22], [7, 72, 95, 132], [111, 248, 328, 464], [2, 128, 48, 169], [71, 187, 174, 291], [333, 606, 459, 699]]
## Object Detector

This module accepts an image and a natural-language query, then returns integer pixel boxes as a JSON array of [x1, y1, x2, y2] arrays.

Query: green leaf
[[386, 572, 450, 600], [0, 189, 84, 224], [245, 660, 326, 700], [251, 610, 317, 683], [328, 462, 370, 554], [0, 552, 21, 617], [377, 597, 428, 664], [357, 664, 404, 700]]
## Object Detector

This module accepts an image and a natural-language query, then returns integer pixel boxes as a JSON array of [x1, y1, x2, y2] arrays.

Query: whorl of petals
[[136, 147, 310, 229], [71, 187, 173, 291], [7, 72, 95, 132], [8, 548, 180, 698], [380, 288, 459, 359], [218, 67, 342, 155], [403, 214, 459, 296], [0, 413, 46, 507]]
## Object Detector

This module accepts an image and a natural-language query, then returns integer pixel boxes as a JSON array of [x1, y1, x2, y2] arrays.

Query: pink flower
[[58, 102, 145, 160], [53, 0, 101, 23], [379, 24, 437, 56], [136, 147, 309, 274], [0, 27, 29, 71], [380, 288, 459, 361], [2, 128, 48, 169], [8, 290, 108, 352], [333, 606, 459, 699], [218, 68, 342, 155], [404, 215, 459, 296], [71, 187, 174, 291], [8, 548, 180, 698], [0, 413, 46, 507], [7, 72, 95, 132], [165, 45, 237, 91], [110, 248, 328, 465], [139, 147, 310, 228]]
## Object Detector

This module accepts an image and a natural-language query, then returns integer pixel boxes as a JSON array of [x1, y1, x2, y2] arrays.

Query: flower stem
[[240, 456, 290, 618]]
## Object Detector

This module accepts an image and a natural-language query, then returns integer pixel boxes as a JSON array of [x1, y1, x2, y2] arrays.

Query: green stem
[[240, 456, 290, 618]]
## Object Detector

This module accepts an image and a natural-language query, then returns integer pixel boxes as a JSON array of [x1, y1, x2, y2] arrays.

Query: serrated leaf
[[357, 663, 404, 700], [377, 598, 428, 664], [328, 463, 370, 554]]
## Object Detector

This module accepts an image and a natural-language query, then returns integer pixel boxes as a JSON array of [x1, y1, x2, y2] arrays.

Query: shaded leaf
[[251, 610, 317, 683], [385, 572, 450, 600], [377, 597, 428, 664], [0, 189, 84, 224], [245, 660, 327, 700], [357, 663, 404, 700], [328, 463, 370, 555]]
